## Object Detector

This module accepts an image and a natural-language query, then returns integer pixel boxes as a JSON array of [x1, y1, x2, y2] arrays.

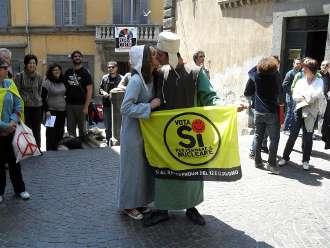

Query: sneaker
[[266, 164, 280, 175], [186, 207, 206, 226], [123, 208, 143, 220], [278, 158, 288, 167], [18, 191, 30, 200], [143, 210, 170, 227], [302, 161, 310, 170], [0, 195, 3, 203]]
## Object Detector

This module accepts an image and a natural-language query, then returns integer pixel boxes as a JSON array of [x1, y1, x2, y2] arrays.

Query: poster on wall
[[115, 27, 137, 52]]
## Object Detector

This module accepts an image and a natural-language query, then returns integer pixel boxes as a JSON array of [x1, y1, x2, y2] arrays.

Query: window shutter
[[139, 0, 148, 24], [113, 0, 122, 24], [76, 0, 85, 26], [55, 0, 63, 26], [0, 0, 9, 27]]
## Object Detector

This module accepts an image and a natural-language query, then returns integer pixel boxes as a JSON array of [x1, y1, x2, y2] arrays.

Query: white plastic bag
[[12, 122, 41, 163]]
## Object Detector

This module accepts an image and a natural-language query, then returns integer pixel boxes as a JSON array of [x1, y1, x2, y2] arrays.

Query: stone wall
[[164, 0, 330, 133]]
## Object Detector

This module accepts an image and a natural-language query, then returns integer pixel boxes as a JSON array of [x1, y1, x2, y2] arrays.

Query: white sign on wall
[[115, 27, 137, 52]]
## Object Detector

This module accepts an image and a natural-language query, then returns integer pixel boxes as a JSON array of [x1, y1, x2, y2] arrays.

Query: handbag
[[12, 122, 41, 163]]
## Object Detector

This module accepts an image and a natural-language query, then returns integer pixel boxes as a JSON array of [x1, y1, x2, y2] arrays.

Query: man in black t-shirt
[[64, 50, 93, 138], [99, 61, 122, 145]]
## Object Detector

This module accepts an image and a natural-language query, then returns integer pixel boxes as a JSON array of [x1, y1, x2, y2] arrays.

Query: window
[[63, 0, 77, 25], [55, 0, 84, 26], [0, 0, 9, 27], [113, 0, 148, 24], [122, 0, 138, 24]]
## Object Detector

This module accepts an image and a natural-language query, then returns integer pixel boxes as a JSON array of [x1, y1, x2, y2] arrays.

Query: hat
[[0, 57, 9, 68], [107, 61, 118, 67], [157, 31, 180, 68]]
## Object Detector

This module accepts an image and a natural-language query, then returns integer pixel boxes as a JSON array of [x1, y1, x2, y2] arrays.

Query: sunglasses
[[0, 66, 8, 70], [108, 66, 115, 69]]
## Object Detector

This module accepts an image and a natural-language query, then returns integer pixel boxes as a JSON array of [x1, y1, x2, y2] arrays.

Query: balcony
[[95, 24, 162, 42], [218, 0, 271, 9]]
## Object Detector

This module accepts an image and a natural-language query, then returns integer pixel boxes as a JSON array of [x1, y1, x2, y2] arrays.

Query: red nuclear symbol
[[192, 119, 205, 134]]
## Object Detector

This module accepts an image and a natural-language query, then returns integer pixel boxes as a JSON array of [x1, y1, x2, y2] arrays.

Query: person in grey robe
[[117, 44, 161, 220]]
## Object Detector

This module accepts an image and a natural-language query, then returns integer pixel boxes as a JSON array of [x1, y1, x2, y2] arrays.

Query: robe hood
[[129, 45, 148, 90]]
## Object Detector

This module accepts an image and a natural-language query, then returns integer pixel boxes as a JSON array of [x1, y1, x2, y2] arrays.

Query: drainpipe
[[130, 0, 133, 23], [25, 0, 31, 54]]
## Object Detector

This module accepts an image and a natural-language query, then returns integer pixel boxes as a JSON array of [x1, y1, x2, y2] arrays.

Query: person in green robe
[[143, 31, 244, 227]]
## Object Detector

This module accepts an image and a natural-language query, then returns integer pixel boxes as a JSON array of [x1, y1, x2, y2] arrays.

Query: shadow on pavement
[[118, 214, 274, 248], [276, 161, 330, 186], [293, 148, 330, 161]]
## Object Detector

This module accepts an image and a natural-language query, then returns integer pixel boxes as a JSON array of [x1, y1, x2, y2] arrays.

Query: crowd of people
[[1, 30, 330, 229], [0, 49, 94, 203], [245, 55, 330, 174]]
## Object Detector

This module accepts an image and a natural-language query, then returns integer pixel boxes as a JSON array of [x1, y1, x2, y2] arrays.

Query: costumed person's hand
[[150, 98, 161, 110], [236, 103, 248, 112]]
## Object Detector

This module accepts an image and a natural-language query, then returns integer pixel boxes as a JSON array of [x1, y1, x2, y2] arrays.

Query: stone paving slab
[[0, 133, 330, 247]]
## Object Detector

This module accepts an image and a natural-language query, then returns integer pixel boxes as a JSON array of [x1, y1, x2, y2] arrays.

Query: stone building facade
[[162, 0, 330, 131], [0, 0, 163, 93]]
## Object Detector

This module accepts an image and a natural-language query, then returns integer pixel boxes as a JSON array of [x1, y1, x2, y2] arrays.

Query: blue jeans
[[250, 130, 268, 155], [254, 112, 280, 167], [284, 94, 295, 131], [282, 109, 313, 162], [250, 109, 268, 155]]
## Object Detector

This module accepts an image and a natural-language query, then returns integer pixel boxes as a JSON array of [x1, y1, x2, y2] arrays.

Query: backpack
[[88, 102, 104, 123]]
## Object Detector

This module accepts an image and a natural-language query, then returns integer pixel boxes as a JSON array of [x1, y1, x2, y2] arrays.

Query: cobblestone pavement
[[0, 133, 330, 248]]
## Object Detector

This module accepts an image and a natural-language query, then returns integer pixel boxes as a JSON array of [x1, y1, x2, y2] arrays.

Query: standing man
[[320, 60, 330, 96], [99, 61, 122, 146], [282, 58, 302, 133], [318, 60, 330, 136], [193, 50, 210, 79], [64, 50, 93, 138]]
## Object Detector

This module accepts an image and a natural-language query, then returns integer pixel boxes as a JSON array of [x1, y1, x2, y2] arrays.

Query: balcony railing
[[96, 24, 162, 42]]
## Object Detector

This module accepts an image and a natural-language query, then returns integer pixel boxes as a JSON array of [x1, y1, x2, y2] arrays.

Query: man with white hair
[[143, 31, 245, 227]]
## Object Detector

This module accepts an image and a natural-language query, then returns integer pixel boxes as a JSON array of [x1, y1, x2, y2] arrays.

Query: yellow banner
[[140, 106, 242, 181]]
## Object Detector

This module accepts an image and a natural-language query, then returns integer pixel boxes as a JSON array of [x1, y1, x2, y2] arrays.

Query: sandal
[[123, 208, 143, 220]]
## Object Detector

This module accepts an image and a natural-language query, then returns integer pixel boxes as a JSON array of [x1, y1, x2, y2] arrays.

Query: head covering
[[157, 31, 180, 68], [129, 45, 148, 90], [0, 58, 9, 68]]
